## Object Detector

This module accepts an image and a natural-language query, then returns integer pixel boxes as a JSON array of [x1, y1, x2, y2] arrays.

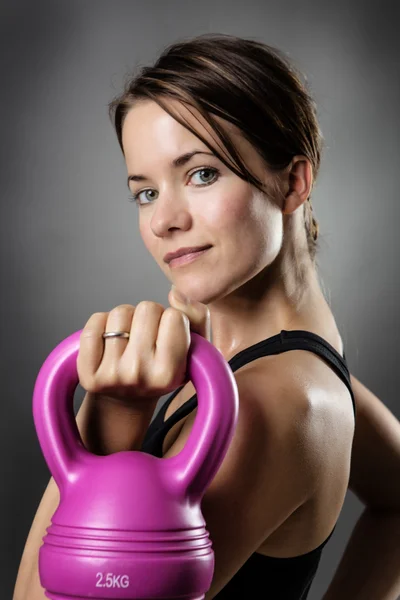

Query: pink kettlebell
[[33, 328, 239, 599]]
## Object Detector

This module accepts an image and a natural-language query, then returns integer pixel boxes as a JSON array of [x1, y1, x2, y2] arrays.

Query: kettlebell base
[[45, 594, 205, 600], [40, 544, 213, 598]]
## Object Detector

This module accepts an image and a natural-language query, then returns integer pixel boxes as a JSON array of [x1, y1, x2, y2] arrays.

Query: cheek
[[224, 190, 283, 261], [205, 185, 250, 231], [209, 184, 260, 233], [252, 201, 283, 259]]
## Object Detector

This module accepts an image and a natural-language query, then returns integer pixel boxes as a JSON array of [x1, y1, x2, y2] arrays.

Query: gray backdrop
[[2, 0, 399, 598]]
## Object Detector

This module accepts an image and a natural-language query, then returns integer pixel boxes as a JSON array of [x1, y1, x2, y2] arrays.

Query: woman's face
[[121, 99, 284, 303]]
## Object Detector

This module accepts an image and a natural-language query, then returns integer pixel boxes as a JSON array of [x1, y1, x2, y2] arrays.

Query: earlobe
[[282, 158, 312, 215], [282, 192, 301, 215]]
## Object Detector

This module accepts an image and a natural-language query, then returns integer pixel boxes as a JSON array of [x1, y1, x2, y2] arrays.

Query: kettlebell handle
[[33, 329, 239, 501]]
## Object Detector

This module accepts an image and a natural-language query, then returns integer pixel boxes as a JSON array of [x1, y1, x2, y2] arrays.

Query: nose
[[150, 191, 192, 237]]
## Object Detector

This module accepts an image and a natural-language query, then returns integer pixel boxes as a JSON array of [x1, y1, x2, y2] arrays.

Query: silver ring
[[102, 331, 130, 339]]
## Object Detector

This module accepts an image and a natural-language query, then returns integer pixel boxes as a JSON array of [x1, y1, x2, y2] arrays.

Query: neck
[[208, 212, 332, 361]]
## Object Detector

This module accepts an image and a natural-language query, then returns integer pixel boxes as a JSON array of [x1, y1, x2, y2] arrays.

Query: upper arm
[[163, 366, 318, 599], [13, 477, 59, 600], [14, 396, 102, 600], [349, 373, 400, 511]]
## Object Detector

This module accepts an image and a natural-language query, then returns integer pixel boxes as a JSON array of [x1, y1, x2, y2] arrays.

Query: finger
[[119, 301, 165, 374], [168, 286, 211, 341], [78, 312, 109, 388], [102, 304, 135, 365], [153, 307, 191, 389]]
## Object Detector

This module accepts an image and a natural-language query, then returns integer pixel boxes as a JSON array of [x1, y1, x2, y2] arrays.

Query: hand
[[77, 286, 211, 404]]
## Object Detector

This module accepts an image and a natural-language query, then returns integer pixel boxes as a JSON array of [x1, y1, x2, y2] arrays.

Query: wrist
[[96, 392, 160, 414]]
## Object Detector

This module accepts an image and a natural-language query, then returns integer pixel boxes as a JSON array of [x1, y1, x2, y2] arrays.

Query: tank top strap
[[141, 330, 356, 457]]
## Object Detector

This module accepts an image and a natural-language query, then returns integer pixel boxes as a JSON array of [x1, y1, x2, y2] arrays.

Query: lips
[[164, 245, 212, 264], [168, 246, 211, 268]]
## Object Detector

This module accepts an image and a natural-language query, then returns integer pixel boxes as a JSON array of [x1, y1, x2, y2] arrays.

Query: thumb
[[168, 285, 212, 342]]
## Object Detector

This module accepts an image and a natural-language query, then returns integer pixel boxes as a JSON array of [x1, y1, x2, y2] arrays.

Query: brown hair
[[108, 33, 323, 263]]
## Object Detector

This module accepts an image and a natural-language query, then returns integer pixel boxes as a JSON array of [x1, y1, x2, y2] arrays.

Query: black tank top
[[140, 330, 356, 599]]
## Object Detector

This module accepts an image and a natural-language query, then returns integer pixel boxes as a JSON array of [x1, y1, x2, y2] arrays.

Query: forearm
[[76, 390, 160, 454], [322, 507, 400, 600]]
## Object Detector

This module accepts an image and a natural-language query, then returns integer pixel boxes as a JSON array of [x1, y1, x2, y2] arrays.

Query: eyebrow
[[126, 150, 216, 188]]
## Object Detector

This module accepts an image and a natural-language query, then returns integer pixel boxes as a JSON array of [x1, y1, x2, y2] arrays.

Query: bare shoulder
[[163, 359, 326, 597], [166, 353, 323, 484]]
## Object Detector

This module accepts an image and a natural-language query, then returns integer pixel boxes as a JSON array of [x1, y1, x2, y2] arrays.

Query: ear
[[282, 156, 313, 215]]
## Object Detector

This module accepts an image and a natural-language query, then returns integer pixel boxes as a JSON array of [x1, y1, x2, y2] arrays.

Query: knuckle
[[109, 304, 135, 316], [136, 300, 164, 313], [79, 374, 98, 393], [152, 353, 183, 386], [103, 365, 120, 385], [94, 370, 120, 393], [164, 306, 179, 316], [91, 311, 108, 319], [118, 366, 139, 387], [81, 313, 107, 334], [152, 367, 174, 390], [163, 306, 188, 322], [80, 328, 98, 340]]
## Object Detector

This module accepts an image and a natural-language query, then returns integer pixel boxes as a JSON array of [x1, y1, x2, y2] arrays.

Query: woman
[[14, 33, 400, 600]]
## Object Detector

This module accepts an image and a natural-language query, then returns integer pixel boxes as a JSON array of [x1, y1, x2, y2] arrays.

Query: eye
[[190, 167, 219, 186], [128, 166, 220, 206]]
